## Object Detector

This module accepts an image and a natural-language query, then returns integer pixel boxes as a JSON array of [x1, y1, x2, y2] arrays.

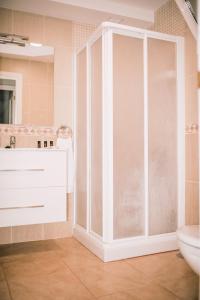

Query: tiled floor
[[0, 238, 199, 300]]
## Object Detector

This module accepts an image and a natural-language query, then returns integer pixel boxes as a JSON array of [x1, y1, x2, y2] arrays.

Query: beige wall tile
[[185, 74, 198, 126], [26, 110, 50, 126], [185, 134, 199, 181], [67, 193, 73, 221], [54, 46, 72, 87], [0, 8, 12, 33], [54, 86, 73, 127], [185, 27, 197, 77], [15, 135, 31, 148], [0, 228, 12, 245], [44, 17, 72, 47], [22, 113, 31, 125], [0, 57, 30, 84], [185, 181, 199, 225], [44, 222, 73, 239], [0, 135, 10, 148], [22, 83, 30, 120], [29, 61, 49, 85], [29, 84, 51, 111], [47, 63, 54, 86], [13, 10, 44, 43], [28, 83, 53, 125], [12, 224, 44, 243]]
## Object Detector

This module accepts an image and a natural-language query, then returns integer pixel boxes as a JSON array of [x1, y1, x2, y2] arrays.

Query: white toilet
[[177, 225, 200, 275]]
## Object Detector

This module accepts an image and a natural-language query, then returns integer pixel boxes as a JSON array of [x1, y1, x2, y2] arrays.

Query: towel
[[56, 137, 74, 193]]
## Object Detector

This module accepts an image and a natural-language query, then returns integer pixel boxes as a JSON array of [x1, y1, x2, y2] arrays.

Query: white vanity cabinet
[[0, 149, 67, 227]]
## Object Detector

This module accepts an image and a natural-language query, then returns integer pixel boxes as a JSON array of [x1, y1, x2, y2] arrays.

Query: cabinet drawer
[[0, 150, 67, 189], [0, 187, 66, 227]]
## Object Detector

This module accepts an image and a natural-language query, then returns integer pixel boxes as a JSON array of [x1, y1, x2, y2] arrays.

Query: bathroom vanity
[[0, 148, 67, 227]]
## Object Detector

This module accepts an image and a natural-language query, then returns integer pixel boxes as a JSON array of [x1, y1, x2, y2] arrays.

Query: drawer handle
[[0, 169, 45, 172], [0, 205, 45, 210]]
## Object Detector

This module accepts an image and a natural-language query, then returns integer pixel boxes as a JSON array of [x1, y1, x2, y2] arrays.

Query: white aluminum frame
[[87, 30, 104, 240], [74, 22, 185, 262], [143, 33, 149, 237], [102, 28, 113, 243]]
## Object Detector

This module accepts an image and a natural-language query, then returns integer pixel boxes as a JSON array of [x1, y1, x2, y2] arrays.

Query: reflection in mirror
[[0, 72, 22, 124], [0, 78, 15, 124], [0, 41, 54, 126]]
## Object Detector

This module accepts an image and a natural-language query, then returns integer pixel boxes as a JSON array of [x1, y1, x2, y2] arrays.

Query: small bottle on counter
[[37, 141, 41, 148], [44, 141, 47, 148], [50, 141, 54, 147]]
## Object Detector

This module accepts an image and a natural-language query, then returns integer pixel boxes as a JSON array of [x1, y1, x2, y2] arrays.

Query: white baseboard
[[73, 225, 178, 262]]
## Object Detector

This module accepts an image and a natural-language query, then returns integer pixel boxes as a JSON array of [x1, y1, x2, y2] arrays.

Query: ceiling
[[0, 0, 169, 27], [108, 0, 169, 10]]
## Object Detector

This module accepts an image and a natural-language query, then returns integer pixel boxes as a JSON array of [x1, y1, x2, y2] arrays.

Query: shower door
[[148, 38, 178, 235], [113, 33, 145, 239], [76, 48, 87, 229], [111, 31, 182, 241]]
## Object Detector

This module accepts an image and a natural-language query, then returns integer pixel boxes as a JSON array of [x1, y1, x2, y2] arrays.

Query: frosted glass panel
[[113, 34, 145, 239], [148, 38, 177, 235], [76, 49, 87, 228], [91, 38, 103, 236]]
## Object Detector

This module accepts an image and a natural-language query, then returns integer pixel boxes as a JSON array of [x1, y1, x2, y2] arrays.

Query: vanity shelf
[[0, 148, 67, 227]]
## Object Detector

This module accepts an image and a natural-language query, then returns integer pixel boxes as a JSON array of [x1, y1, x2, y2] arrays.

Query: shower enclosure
[[74, 22, 185, 261]]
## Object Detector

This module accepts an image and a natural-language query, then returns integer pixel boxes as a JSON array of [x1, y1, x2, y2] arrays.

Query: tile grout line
[[1, 263, 14, 300], [62, 259, 99, 299], [123, 257, 190, 300], [53, 247, 99, 299], [156, 281, 184, 300]]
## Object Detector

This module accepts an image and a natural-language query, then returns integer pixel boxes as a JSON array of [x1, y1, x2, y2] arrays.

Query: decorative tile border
[[0, 124, 72, 138]]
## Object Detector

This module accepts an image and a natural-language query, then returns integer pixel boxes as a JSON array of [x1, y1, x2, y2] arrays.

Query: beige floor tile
[[136, 283, 181, 300], [126, 251, 194, 282], [8, 269, 94, 300], [0, 280, 11, 300], [98, 282, 180, 300], [155, 253, 195, 284], [0, 253, 26, 264], [98, 291, 139, 300], [3, 251, 65, 280], [159, 274, 199, 300], [55, 237, 82, 250], [0, 238, 197, 300], [0, 239, 59, 263], [3, 248, 95, 300], [67, 259, 150, 298], [126, 253, 164, 275], [0, 265, 5, 281], [55, 238, 102, 269], [59, 243, 102, 269]]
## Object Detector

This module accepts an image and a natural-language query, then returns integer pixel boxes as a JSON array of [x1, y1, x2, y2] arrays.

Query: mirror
[[0, 43, 54, 126]]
